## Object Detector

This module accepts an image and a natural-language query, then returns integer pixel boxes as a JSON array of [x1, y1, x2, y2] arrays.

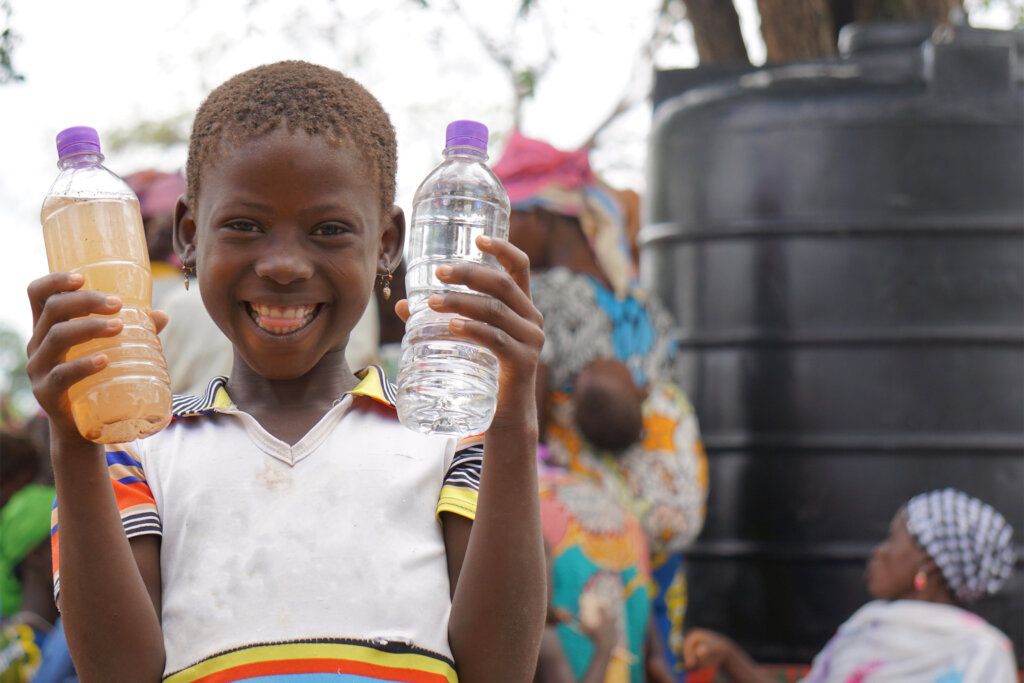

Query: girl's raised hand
[[25, 272, 169, 444]]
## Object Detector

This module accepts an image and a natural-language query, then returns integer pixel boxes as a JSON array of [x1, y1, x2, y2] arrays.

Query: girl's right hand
[[25, 272, 126, 443]]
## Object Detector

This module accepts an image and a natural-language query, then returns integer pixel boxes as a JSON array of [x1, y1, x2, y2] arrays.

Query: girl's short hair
[[186, 60, 397, 215]]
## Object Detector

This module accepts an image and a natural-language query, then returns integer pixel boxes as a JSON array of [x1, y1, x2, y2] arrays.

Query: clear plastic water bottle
[[40, 126, 172, 443], [397, 120, 510, 435]]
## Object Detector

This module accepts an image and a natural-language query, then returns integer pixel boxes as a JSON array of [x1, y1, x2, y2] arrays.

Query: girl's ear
[[379, 204, 406, 273], [173, 196, 198, 268]]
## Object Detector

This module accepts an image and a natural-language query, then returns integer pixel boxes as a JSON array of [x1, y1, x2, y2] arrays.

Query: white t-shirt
[[52, 366, 482, 682]]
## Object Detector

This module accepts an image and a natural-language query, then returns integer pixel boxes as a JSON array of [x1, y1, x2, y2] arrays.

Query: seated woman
[[683, 488, 1018, 683]]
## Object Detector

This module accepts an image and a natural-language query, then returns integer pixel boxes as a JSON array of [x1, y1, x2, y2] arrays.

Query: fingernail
[[107, 318, 121, 329], [68, 273, 84, 284], [450, 318, 465, 331], [478, 236, 492, 246], [436, 265, 453, 277], [428, 294, 444, 307], [106, 296, 121, 307], [93, 354, 107, 367]]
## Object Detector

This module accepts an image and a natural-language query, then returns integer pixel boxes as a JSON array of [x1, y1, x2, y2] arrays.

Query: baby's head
[[185, 60, 397, 218], [572, 359, 645, 454]]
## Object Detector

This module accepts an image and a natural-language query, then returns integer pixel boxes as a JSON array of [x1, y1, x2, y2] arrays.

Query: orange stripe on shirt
[[189, 658, 453, 683], [112, 478, 157, 509]]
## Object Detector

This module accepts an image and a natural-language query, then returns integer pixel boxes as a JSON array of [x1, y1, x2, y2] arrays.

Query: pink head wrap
[[125, 170, 186, 219], [492, 130, 594, 213], [493, 131, 636, 296]]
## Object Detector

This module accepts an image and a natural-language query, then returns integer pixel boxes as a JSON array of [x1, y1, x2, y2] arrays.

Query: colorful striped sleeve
[[436, 434, 482, 521], [51, 443, 161, 599]]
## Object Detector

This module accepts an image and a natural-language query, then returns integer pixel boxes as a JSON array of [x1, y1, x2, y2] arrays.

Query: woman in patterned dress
[[494, 131, 709, 680]]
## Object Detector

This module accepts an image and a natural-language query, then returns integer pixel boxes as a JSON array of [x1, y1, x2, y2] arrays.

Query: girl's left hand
[[394, 235, 544, 431]]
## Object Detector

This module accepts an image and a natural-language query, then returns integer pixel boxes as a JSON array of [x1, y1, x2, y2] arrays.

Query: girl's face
[[864, 509, 931, 600], [179, 128, 400, 381]]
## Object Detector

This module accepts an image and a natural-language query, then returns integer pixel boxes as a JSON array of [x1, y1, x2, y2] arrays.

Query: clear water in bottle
[[397, 120, 510, 436]]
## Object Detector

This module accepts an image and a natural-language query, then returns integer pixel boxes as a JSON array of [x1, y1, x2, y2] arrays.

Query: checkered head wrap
[[905, 488, 1016, 604]]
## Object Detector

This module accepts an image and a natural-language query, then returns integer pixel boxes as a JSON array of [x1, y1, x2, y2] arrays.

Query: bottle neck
[[443, 145, 487, 161], [58, 151, 105, 170]]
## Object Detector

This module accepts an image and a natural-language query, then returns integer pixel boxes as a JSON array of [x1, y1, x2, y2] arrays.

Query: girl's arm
[[535, 362, 551, 441], [26, 272, 165, 682], [403, 237, 547, 681]]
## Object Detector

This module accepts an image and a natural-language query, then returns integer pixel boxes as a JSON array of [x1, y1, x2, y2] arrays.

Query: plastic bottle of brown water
[[40, 126, 172, 443]]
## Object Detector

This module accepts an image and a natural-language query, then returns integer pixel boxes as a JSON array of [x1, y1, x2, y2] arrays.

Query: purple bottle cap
[[56, 126, 101, 159], [445, 120, 488, 152]]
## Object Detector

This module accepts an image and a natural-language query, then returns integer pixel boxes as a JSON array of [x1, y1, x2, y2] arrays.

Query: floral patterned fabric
[[532, 266, 708, 557], [532, 266, 709, 678], [540, 466, 652, 683]]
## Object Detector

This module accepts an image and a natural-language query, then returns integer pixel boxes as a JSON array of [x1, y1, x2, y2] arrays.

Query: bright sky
[[0, 0, 1013, 345], [0, 0, 740, 343]]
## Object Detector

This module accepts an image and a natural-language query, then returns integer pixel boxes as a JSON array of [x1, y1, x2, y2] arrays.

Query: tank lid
[[445, 120, 488, 152], [838, 21, 934, 56], [56, 126, 101, 159]]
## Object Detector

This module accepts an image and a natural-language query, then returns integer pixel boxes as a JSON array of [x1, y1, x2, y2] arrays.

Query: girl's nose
[[254, 246, 314, 284]]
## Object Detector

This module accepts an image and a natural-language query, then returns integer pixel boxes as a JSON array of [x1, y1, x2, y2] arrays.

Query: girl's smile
[[246, 301, 324, 335]]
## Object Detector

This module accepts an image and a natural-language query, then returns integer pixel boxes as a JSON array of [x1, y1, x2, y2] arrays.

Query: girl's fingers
[[435, 262, 541, 328], [429, 292, 543, 350], [476, 235, 532, 297], [150, 309, 170, 335], [27, 315, 123, 381], [28, 290, 122, 355], [27, 272, 85, 326], [394, 299, 410, 323], [38, 353, 110, 399]]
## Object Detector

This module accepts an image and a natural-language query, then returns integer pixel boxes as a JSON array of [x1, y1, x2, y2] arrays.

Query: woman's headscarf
[[492, 130, 637, 298], [905, 488, 1016, 604], [125, 170, 186, 220]]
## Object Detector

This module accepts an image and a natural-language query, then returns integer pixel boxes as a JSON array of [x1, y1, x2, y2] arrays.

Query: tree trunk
[[680, 0, 750, 64], [850, 0, 962, 23], [756, 0, 837, 62]]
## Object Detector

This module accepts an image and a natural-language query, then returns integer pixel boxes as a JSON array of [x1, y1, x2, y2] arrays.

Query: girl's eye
[[312, 223, 349, 237], [226, 221, 261, 233]]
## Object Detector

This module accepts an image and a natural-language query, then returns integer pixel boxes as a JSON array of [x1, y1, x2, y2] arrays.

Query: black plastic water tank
[[641, 22, 1024, 662]]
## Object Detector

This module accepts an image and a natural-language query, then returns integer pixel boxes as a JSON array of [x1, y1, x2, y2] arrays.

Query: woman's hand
[[578, 594, 618, 653], [682, 628, 735, 669], [683, 628, 776, 683]]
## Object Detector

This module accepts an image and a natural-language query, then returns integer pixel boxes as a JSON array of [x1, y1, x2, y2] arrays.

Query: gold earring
[[182, 264, 195, 290], [378, 269, 393, 301]]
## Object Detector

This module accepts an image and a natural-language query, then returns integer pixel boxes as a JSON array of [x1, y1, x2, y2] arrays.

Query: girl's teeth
[[249, 304, 317, 335]]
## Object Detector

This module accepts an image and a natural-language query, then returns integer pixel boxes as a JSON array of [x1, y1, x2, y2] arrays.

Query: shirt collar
[[170, 365, 397, 420]]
